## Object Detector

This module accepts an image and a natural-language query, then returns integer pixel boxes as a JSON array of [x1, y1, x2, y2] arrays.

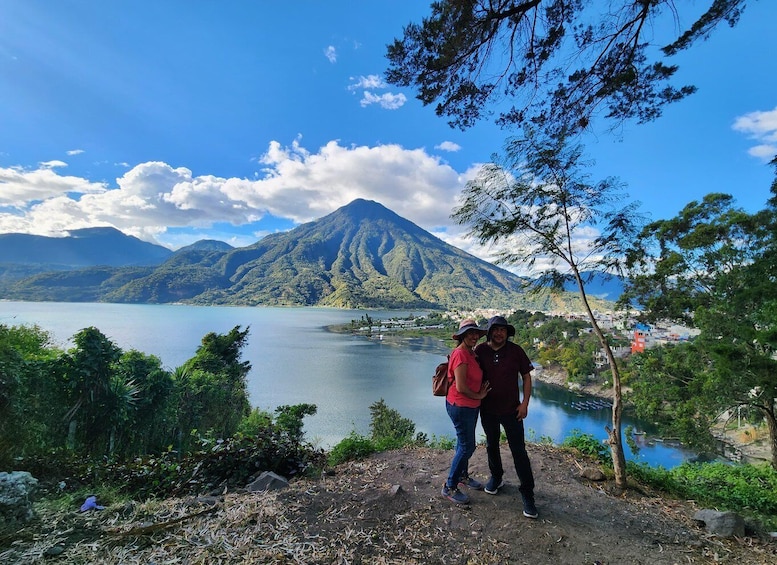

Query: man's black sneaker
[[484, 476, 505, 495], [522, 494, 538, 519]]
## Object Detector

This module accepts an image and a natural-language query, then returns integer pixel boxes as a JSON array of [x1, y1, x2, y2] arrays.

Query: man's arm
[[516, 372, 532, 420]]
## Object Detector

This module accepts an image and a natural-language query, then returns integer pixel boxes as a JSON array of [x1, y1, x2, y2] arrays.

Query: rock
[[246, 471, 289, 492], [580, 467, 606, 481], [0, 471, 38, 525], [184, 495, 221, 508], [390, 484, 403, 495], [693, 509, 745, 538], [44, 545, 66, 557]]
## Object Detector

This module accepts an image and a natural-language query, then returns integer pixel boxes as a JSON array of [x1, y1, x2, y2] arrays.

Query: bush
[[101, 424, 327, 499], [327, 400, 433, 466], [561, 430, 610, 463], [16, 402, 325, 500], [427, 435, 455, 450], [668, 462, 777, 517], [369, 399, 415, 443], [328, 433, 376, 466], [627, 460, 777, 531]]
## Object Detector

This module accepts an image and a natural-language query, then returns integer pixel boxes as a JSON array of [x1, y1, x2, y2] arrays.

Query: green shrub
[[427, 435, 455, 450], [237, 408, 273, 436], [369, 399, 415, 443], [16, 402, 325, 500], [627, 460, 777, 531], [561, 430, 610, 462], [669, 462, 777, 516], [328, 433, 376, 466]]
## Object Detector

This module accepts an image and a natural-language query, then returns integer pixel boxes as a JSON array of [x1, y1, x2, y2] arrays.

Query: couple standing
[[442, 316, 538, 519]]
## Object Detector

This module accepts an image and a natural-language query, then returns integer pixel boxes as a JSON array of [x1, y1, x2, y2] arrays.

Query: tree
[[174, 326, 252, 451], [112, 350, 175, 457], [626, 187, 777, 468], [452, 128, 641, 488], [386, 0, 746, 136], [60, 327, 138, 458], [0, 324, 62, 463], [274, 404, 317, 444], [628, 341, 720, 450], [369, 399, 417, 447]]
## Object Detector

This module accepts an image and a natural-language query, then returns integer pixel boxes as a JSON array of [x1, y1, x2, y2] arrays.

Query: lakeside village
[[350, 307, 699, 361], [344, 308, 772, 464], [345, 305, 699, 391]]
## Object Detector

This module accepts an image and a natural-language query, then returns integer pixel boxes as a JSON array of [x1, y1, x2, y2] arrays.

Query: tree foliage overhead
[[386, 0, 746, 135]]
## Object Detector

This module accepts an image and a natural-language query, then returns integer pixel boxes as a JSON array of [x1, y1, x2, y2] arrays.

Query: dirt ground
[[3, 443, 776, 564]]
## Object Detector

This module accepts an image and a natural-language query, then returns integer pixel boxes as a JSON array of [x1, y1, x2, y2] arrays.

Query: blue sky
[[1, 1, 776, 271]]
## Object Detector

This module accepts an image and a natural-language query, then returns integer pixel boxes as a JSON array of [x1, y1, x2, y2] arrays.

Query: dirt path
[[4, 444, 775, 564]]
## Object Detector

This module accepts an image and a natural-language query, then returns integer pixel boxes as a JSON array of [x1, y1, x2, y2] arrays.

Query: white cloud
[[324, 45, 337, 63], [347, 75, 406, 110], [0, 164, 107, 207], [39, 160, 68, 169], [66, 149, 85, 156], [360, 91, 406, 110], [0, 141, 469, 248], [239, 139, 464, 226], [748, 144, 777, 160], [435, 141, 462, 152], [733, 106, 777, 162], [348, 74, 386, 90]]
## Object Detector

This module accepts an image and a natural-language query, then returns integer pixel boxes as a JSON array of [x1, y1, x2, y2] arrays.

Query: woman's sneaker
[[441, 484, 470, 504], [484, 476, 505, 495], [458, 474, 484, 490]]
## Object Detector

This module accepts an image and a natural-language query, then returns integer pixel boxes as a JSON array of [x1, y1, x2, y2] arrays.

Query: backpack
[[432, 355, 451, 396]]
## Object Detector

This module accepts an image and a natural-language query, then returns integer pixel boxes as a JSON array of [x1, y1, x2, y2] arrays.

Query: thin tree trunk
[[67, 420, 77, 450], [573, 270, 628, 489], [765, 402, 777, 470]]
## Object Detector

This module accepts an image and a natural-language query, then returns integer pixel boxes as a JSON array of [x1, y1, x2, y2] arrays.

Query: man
[[475, 315, 538, 518]]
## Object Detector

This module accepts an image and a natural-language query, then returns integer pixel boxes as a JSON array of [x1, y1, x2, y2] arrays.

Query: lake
[[1, 301, 701, 468]]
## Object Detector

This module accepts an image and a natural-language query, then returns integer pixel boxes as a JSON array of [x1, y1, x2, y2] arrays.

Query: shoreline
[[533, 365, 772, 465], [532, 365, 615, 399]]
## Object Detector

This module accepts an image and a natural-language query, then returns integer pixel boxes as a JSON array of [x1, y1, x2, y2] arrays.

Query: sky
[[1, 1, 776, 273]]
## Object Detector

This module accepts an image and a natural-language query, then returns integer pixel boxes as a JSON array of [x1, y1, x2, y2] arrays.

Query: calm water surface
[[1, 301, 699, 468]]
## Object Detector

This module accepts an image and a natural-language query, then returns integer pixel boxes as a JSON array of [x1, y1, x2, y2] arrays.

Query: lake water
[[1, 301, 701, 468]]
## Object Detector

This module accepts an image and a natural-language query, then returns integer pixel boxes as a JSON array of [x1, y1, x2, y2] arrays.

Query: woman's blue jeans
[[445, 401, 479, 488]]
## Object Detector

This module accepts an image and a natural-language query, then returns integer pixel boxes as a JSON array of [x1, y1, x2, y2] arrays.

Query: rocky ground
[[3, 444, 775, 564]]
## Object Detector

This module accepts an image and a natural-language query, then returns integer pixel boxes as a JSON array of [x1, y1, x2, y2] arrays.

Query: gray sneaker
[[441, 484, 470, 504], [458, 474, 484, 490]]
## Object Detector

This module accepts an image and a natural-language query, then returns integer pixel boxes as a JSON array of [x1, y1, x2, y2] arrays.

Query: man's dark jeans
[[481, 410, 535, 495], [445, 401, 479, 488]]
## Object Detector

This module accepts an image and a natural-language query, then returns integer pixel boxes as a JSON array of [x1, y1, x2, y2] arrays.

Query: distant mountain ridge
[[0, 200, 613, 310], [0, 227, 173, 267]]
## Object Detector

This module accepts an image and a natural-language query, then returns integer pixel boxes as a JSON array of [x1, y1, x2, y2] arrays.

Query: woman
[[442, 318, 491, 505]]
